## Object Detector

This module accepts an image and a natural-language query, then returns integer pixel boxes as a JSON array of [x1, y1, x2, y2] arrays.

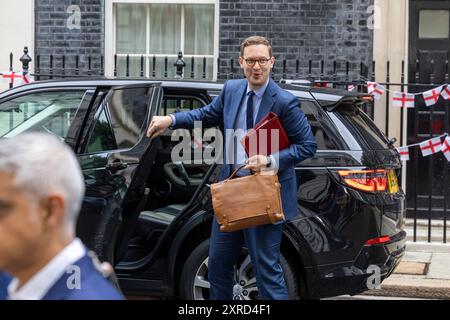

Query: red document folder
[[241, 112, 291, 157]]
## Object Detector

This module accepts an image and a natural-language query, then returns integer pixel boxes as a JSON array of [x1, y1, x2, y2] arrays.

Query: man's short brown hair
[[240, 36, 272, 57]]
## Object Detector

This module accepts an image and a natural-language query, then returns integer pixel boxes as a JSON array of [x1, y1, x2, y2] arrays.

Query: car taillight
[[365, 236, 391, 245], [338, 169, 387, 192]]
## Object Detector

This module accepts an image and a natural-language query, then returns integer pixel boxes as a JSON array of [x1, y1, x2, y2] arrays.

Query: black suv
[[0, 79, 406, 299]]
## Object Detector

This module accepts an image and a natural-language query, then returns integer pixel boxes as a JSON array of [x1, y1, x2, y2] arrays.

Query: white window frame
[[105, 0, 219, 80]]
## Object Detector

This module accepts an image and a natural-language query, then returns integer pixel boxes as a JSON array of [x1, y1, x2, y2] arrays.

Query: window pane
[[86, 107, 117, 153], [149, 4, 181, 54], [184, 4, 215, 55], [419, 10, 449, 38], [300, 101, 336, 150], [106, 87, 151, 149], [0, 91, 85, 139], [116, 4, 147, 54]]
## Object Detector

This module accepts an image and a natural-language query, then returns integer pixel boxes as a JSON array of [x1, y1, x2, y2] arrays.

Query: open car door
[[75, 83, 163, 264]]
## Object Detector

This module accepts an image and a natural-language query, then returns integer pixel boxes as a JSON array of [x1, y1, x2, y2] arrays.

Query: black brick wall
[[35, 0, 104, 76], [33, 0, 373, 80], [219, 0, 374, 80]]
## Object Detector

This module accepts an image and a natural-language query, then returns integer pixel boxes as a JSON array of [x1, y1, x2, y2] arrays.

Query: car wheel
[[179, 239, 300, 300]]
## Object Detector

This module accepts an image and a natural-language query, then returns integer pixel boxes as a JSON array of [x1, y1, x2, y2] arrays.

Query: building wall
[[33, 0, 374, 80], [34, 0, 104, 76], [373, 0, 408, 147], [0, 0, 34, 92], [219, 0, 374, 79]]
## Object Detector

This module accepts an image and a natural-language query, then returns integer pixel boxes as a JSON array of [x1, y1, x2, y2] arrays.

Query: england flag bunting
[[397, 146, 409, 161], [422, 87, 442, 107], [392, 92, 415, 108], [367, 81, 385, 100], [441, 85, 450, 100], [1, 71, 34, 87], [420, 137, 442, 157], [1, 71, 23, 86], [441, 136, 450, 161]]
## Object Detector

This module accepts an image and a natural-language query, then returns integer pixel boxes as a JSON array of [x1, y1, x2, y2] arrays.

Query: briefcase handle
[[225, 165, 248, 182]]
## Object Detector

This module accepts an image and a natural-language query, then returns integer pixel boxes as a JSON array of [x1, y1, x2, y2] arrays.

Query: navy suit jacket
[[0, 253, 124, 300], [173, 78, 317, 220], [0, 272, 12, 300]]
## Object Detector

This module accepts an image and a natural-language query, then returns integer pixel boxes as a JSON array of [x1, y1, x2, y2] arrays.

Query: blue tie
[[246, 91, 255, 130]]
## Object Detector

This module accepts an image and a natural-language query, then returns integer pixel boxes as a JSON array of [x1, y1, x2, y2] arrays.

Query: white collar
[[7, 238, 86, 300]]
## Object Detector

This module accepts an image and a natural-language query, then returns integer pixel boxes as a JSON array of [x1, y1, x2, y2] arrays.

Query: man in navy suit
[[0, 133, 123, 300], [147, 36, 317, 299]]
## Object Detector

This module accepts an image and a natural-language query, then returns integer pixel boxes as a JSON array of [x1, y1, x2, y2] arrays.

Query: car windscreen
[[330, 103, 391, 150]]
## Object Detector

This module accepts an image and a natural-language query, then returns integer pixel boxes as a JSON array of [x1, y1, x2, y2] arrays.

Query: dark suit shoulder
[[44, 253, 124, 300]]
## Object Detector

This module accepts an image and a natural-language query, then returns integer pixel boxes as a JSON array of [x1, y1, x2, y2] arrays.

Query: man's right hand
[[146, 115, 173, 138]]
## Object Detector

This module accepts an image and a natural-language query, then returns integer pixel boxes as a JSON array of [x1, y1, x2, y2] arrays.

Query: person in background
[[0, 133, 124, 300]]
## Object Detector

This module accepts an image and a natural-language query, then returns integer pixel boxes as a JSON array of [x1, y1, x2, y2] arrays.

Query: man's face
[[239, 44, 275, 89], [0, 173, 46, 273]]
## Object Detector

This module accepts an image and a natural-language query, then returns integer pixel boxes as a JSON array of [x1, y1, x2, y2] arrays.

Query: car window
[[160, 96, 204, 116], [333, 103, 390, 149], [300, 101, 336, 150], [0, 90, 86, 139], [107, 87, 151, 149], [86, 106, 118, 153], [82, 87, 152, 154]]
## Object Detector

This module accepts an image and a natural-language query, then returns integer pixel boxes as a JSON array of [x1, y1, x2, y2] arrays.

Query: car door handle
[[106, 161, 128, 173]]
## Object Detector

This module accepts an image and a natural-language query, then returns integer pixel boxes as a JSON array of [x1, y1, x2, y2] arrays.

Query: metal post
[[428, 59, 435, 242], [385, 61, 390, 136], [49, 54, 53, 80], [191, 56, 195, 78], [164, 56, 168, 78], [75, 55, 79, 76], [444, 59, 449, 243], [282, 59, 287, 80], [9, 53, 13, 89], [126, 54, 130, 77], [62, 55, 66, 77], [413, 59, 420, 242], [36, 55, 41, 81], [152, 55, 156, 77], [113, 54, 117, 77], [333, 61, 337, 89], [202, 56, 206, 79], [140, 55, 144, 78], [88, 55, 92, 76]]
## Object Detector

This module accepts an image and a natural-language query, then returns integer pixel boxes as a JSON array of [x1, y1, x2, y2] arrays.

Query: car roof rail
[[279, 79, 312, 88]]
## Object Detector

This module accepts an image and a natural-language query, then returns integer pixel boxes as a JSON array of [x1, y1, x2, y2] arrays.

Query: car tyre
[[179, 239, 300, 300]]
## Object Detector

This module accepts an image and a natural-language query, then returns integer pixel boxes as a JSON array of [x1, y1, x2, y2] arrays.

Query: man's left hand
[[244, 155, 270, 172]]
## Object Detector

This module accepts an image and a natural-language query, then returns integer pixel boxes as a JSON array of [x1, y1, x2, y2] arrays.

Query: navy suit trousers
[[208, 217, 288, 300]]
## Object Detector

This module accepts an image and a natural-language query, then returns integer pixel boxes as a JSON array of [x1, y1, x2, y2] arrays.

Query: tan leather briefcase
[[211, 165, 285, 232]]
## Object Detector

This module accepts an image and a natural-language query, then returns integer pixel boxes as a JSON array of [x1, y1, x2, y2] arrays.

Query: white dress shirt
[[7, 238, 86, 300]]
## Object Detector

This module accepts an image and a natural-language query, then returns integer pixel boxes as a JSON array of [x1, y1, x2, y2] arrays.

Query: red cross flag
[[441, 85, 450, 100], [397, 146, 410, 161], [422, 87, 442, 106], [420, 137, 442, 157], [441, 136, 450, 162], [1, 71, 23, 86], [393, 92, 415, 108], [367, 82, 385, 100]]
